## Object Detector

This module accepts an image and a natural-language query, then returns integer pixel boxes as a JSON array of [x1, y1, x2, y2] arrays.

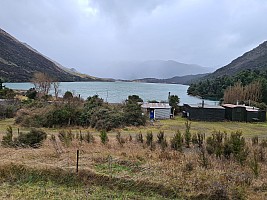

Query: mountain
[[0, 28, 109, 82], [205, 41, 267, 79], [98, 60, 213, 80], [133, 73, 209, 85]]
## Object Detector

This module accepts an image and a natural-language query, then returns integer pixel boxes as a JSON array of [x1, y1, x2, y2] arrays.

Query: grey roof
[[141, 103, 171, 109], [184, 103, 225, 109], [223, 104, 259, 111]]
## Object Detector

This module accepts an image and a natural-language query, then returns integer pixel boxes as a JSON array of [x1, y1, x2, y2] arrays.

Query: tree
[[31, 72, 52, 97], [52, 82, 60, 100], [127, 95, 143, 104], [124, 97, 146, 126], [63, 91, 73, 100], [169, 95, 180, 115]]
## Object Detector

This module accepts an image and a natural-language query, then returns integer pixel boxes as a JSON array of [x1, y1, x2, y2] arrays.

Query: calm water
[[6, 81, 218, 105]]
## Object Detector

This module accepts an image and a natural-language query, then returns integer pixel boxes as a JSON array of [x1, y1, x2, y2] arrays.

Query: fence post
[[76, 150, 79, 173]]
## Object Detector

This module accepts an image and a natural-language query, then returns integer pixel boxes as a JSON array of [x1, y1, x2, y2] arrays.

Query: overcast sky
[[1, 0, 267, 78]]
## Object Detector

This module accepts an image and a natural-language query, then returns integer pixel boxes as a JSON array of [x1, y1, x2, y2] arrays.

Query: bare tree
[[52, 81, 60, 100], [31, 72, 52, 97], [224, 81, 262, 104]]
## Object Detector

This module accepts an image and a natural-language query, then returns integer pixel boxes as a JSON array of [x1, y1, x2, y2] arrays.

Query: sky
[[1, 0, 267, 79]]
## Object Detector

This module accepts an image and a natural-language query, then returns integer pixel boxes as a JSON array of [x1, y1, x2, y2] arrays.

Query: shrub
[[198, 147, 209, 169], [146, 131, 153, 147], [230, 131, 249, 165], [160, 137, 168, 151], [100, 130, 108, 144], [206, 131, 224, 158], [85, 131, 95, 143], [192, 133, 198, 146], [63, 91, 73, 100], [250, 150, 260, 178], [116, 132, 126, 147], [58, 130, 73, 146], [184, 120, 191, 148], [197, 132, 205, 148], [123, 101, 146, 126], [16, 129, 47, 148], [157, 131, 165, 144], [26, 88, 37, 99], [136, 133, 144, 143], [170, 130, 183, 152]]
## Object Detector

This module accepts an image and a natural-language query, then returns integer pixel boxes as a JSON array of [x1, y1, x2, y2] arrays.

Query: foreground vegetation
[[1, 117, 267, 199]]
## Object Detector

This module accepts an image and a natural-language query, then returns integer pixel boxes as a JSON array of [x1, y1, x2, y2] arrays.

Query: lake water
[[5, 81, 218, 105]]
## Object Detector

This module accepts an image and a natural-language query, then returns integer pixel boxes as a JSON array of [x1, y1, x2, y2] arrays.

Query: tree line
[[187, 69, 267, 106]]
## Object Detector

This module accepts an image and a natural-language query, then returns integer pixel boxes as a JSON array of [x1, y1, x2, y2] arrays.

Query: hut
[[222, 104, 266, 122], [183, 103, 225, 121], [141, 103, 171, 120]]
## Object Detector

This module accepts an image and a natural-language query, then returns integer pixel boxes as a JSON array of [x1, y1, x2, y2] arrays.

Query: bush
[[157, 131, 165, 144], [136, 133, 144, 143], [58, 130, 73, 146], [123, 101, 146, 126], [146, 131, 153, 147], [230, 131, 249, 165], [100, 130, 108, 144], [85, 131, 95, 143], [184, 120, 191, 148], [170, 130, 183, 151], [16, 129, 47, 148], [116, 132, 126, 147], [26, 88, 37, 99]]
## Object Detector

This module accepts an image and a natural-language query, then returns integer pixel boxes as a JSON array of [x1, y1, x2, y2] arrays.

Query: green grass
[[0, 164, 174, 200], [120, 117, 267, 138]]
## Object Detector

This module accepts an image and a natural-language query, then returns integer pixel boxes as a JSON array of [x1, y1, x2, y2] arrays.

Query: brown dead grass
[[1, 118, 267, 199]]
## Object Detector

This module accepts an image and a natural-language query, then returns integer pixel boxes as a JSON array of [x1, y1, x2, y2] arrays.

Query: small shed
[[183, 103, 225, 121], [223, 104, 246, 121], [222, 104, 266, 122], [141, 103, 171, 120]]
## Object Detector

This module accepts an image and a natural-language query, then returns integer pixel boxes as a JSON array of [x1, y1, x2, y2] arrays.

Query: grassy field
[[1, 117, 267, 199]]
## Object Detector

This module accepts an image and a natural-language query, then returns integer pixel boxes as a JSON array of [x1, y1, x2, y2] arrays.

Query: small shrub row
[[1, 126, 47, 148]]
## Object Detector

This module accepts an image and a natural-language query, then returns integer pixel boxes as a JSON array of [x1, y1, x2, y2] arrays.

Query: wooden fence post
[[76, 150, 79, 173]]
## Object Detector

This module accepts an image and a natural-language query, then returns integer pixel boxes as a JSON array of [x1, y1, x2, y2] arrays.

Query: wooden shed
[[222, 104, 266, 122], [141, 103, 171, 120], [183, 103, 225, 121]]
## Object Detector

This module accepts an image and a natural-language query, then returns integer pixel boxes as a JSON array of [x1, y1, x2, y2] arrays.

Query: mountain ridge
[[0, 28, 109, 82], [204, 41, 267, 79]]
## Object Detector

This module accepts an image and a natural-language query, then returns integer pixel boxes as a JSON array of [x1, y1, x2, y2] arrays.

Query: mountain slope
[[0, 28, 106, 82], [206, 41, 267, 79], [133, 73, 208, 85], [99, 60, 213, 80]]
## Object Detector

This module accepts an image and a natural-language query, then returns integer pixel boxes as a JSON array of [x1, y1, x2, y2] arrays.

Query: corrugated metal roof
[[185, 104, 225, 109], [141, 103, 171, 109], [223, 104, 259, 111]]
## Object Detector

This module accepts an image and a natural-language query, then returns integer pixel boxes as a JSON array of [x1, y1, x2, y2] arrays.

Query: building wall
[[155, 108, 171, 119], [186, 107, 225, 121]]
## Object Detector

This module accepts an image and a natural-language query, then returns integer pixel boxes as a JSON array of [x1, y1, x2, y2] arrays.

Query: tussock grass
[[1, 117, 267, 199]]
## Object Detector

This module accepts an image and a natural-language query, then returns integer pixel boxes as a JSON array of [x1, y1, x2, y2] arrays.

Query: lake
[[5, 81, 218, 105]]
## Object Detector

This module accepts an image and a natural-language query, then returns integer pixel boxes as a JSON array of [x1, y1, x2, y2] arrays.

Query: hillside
[[206, 41, 267, 79], [133, 73, 208, 85], [0, 28, 107, 82], [187, 41, 267, 101]]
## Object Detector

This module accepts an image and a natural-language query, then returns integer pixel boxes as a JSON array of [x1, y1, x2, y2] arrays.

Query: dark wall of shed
[[186, 107, 225, 121]]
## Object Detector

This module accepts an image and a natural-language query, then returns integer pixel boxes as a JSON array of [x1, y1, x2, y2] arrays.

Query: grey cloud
[[0, 0, 267, 79]]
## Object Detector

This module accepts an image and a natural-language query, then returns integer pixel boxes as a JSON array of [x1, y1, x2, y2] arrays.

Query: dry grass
[[1, 117, 267, 199]]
